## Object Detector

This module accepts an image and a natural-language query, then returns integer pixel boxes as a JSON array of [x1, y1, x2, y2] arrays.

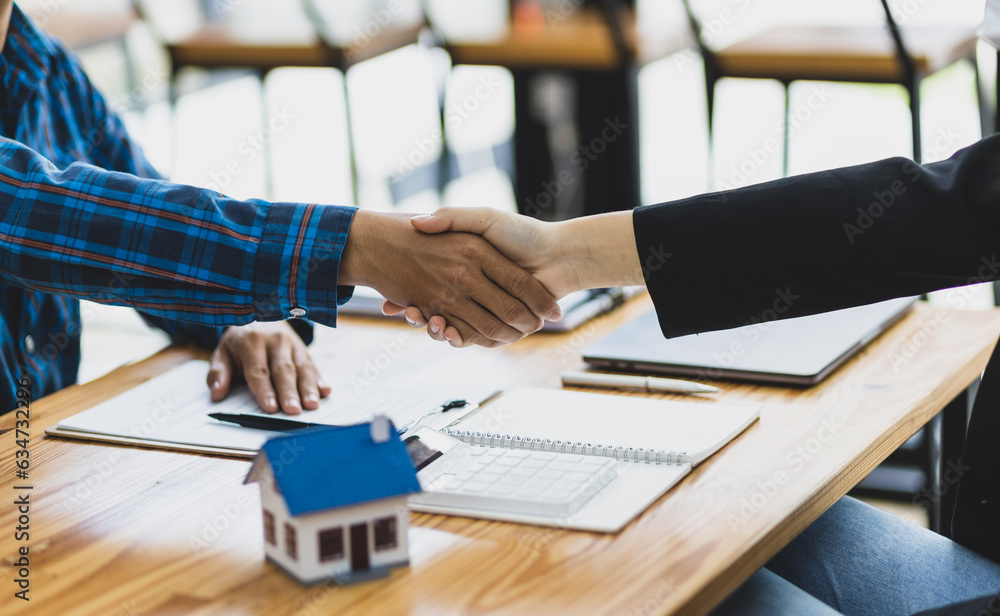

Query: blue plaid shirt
[[0, 6, 355, 411]]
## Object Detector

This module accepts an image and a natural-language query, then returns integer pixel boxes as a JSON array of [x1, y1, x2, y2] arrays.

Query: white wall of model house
[[257, 461, 411, 583]]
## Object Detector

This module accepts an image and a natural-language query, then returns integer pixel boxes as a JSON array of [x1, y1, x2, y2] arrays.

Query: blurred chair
[[131, 0, 425, 200], [682, 0, 978, 170], [425, 0, 687, 218], [302, 0, 429, 204]]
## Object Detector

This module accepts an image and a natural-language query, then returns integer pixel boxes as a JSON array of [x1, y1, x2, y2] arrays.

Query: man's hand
[[409, 208, 583, 298], [383, 207, 642, 345], [206, 322, 330, 414], [340, 210, 561, 348]]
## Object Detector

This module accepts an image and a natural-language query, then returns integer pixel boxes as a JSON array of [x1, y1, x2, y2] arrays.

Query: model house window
[[318, 527, 345, 562], [374, 516, 397, 551], [285, 523, 298, 560], [263, 511, 276, 546]]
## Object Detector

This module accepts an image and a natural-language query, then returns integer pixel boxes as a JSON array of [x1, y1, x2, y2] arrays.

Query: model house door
[[350, 523, 370, 571]]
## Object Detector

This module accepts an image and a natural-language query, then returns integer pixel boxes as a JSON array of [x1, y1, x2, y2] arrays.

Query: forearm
[[339, 210, 409, 287], [0, 139, 356, 327], [555, 211, 644, 291]]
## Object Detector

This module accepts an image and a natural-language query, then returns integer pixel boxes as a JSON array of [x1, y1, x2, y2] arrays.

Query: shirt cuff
[[252, 202, 357, 327]]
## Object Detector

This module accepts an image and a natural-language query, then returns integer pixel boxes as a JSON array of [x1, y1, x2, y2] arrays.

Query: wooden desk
[[3, 299, 1000, 615]]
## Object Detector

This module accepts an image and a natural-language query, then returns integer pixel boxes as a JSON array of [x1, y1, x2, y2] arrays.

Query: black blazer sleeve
[[634, 133, 1000, 338], [633, 134, 1000, 583]]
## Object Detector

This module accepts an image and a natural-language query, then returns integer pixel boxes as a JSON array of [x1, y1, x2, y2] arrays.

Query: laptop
[[582, 297, 918, 385], [339, 286, 643, 332]]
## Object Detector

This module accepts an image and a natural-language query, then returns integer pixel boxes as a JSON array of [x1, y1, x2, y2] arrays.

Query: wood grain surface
[[2, 297, 999, 616]]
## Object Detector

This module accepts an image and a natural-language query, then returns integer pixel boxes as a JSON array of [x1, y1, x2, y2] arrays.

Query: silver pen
[[560, 371, 719, 395]]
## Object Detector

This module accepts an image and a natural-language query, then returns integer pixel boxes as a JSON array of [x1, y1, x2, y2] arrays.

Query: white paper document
[[49, 361, 498, 456]]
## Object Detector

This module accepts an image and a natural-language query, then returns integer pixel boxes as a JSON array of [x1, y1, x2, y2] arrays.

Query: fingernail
[[304, 393, 319, 404], [265, 396, 277, 409], [317, 378, 329, 389], [547, 308, 562, 321], [211, 380, 221, 390], [430, 322, 440, 334], [406, 315, 416, 325], [411, 214, 432, 221]]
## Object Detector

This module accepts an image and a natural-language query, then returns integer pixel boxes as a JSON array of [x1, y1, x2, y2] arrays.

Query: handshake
[[208, 206, 640, 416], [342, 207, 643, 347]]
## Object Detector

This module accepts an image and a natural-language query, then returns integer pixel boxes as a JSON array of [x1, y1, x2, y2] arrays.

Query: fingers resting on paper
[[206, 322, 331, 414]]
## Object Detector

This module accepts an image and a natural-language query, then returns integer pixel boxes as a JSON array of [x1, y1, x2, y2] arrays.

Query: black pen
[[207, 412, 332, 432]]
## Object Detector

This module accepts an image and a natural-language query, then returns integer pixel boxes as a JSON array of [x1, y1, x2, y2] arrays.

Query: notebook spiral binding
[[440, 429, 688, 465]]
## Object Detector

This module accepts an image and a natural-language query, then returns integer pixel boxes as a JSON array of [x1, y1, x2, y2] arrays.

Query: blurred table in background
[[429, 0, 687, 219]]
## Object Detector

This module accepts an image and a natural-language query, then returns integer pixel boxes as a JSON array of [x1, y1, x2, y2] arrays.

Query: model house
[[245, 415, 421, 585]]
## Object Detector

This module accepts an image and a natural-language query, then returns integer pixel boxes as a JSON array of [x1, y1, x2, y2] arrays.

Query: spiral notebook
[[408, 387, 760, 532]]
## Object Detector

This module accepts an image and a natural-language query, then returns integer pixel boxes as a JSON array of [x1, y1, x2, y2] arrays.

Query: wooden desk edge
[[677, 310, 1000, 616]]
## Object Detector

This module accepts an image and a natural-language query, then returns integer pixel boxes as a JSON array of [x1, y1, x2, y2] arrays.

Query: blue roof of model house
[[245, 423, 421, 516]]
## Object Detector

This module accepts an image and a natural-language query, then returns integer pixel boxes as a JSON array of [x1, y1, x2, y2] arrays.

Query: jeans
[[712, 497, 1000, 616]]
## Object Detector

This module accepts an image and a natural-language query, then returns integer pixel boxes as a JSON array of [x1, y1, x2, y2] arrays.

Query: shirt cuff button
[[289, 308, 306, 318]]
